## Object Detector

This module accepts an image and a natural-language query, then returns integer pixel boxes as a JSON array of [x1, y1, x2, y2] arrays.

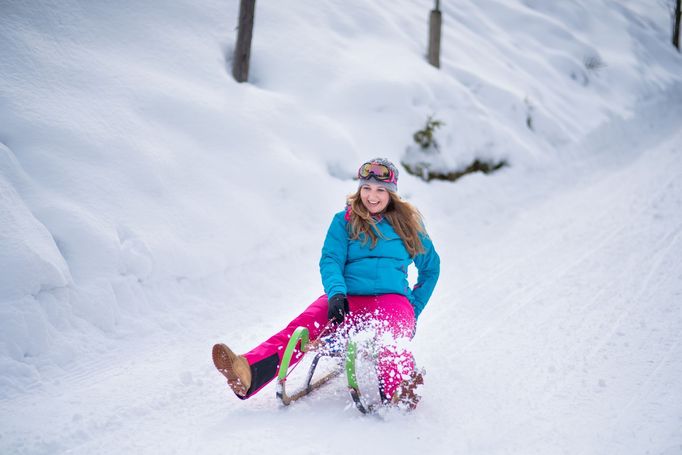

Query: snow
[[1, 0, 682, 453]]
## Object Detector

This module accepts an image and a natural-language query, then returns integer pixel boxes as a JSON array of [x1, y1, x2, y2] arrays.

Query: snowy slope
[[1, 0, 682, 454]]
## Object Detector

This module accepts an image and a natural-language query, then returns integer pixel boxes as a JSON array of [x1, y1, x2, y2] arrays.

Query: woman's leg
[[346, 295, 417, 401], [235, 294, 330, 399]]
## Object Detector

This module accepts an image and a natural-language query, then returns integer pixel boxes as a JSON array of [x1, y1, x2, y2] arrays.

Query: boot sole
[[391, 371, 424, 409], [212, 343, 250, 397]]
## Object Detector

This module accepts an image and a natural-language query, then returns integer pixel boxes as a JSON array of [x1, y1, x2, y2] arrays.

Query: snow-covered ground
[[1, 1, 682, 454]]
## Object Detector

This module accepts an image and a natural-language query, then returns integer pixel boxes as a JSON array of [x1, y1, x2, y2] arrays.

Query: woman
[[212, 158, 440, 408]]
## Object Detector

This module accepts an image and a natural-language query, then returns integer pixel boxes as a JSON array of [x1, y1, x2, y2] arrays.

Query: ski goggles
[[357, 162, 397, 184]]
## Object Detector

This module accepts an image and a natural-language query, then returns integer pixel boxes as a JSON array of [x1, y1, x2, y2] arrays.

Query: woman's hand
[[327, 294, 349, 324]]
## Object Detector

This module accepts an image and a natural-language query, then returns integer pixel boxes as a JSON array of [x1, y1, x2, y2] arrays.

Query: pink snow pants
[[239, 294, 416, 401]]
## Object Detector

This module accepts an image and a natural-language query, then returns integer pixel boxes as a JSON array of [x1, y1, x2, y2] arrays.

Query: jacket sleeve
[[411, 232, 440, 319], [319, 211, 349, 298]]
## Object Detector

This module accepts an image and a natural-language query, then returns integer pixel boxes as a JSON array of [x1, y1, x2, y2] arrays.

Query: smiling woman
[[360, 183, 390, 214], [212, 158, 440, 409], [360, 183, 391, 215]]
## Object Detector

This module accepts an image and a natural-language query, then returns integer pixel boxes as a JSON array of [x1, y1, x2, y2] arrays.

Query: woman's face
[[360, 183, 390, 214]]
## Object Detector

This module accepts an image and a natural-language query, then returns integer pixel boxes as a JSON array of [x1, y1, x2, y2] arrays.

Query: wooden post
[[233, 0, 256, 83], [428, 0, 442, 68], [674, 0, 681, 51]]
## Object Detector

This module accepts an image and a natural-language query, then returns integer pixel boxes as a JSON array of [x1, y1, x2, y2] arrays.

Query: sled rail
[[276, 327, 342, 405]]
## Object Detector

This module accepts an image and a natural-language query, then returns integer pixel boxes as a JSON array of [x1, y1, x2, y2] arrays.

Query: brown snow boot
[[212, 343, 252, 397], [390, 370, 425, 410]]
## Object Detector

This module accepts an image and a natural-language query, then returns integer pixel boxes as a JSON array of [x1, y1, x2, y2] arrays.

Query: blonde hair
[[346, 189, 426, 257]]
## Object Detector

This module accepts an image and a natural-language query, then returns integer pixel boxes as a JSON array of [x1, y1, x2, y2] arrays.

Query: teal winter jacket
[[319, 209, 440, 319]]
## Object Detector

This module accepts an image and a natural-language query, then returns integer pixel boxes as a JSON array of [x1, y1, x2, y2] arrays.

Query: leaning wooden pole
[[674, 0, 681, 51], [233, 0, 256, 82], [427, 0, 442, 68]]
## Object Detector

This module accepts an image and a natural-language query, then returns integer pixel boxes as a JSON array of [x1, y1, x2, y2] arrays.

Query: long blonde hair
[[346, 189, 427, 257]]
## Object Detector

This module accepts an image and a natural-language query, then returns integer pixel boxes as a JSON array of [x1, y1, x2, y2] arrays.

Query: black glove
[[327, 294, 349, 324]]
